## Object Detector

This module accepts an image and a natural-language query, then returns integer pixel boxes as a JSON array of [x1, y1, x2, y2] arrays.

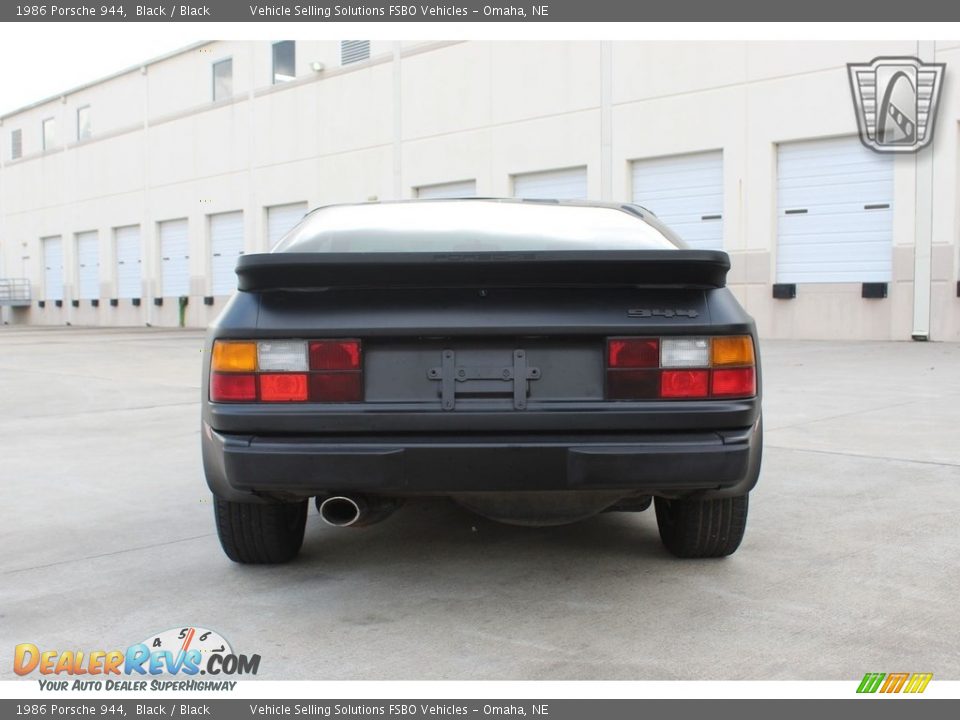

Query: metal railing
[[0, 278, 31, 306]]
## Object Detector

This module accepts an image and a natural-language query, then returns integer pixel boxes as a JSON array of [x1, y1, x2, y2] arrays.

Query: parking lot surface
[[1, 327, 958, 680]]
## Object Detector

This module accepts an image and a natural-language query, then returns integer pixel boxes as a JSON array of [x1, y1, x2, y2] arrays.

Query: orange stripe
[[180, 627, 196, 653], [880, 673, 906, 693]]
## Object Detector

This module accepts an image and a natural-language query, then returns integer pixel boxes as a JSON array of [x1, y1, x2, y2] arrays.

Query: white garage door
[[777, 137, 894, 283], [159, 219, 190, 298], [210, 211, 244, 296], [115, 225, 141, 299], [42, 236, 63, 301], [76, 231, 99, 300], [513, 167, 587, 200], [416, 180, 477, 199], [267, 202, 308, 249], [631, 151, 723, 250]]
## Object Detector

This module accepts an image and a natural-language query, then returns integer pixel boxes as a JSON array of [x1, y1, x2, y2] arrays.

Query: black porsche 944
[[201, 199, 762, 563]]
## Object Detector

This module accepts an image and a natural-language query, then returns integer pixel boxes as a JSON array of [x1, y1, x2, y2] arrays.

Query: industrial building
[[1, 40, 958, 339]]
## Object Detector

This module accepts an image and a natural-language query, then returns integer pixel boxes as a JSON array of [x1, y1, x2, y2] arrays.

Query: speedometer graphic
[[139, 626, 232, 662]]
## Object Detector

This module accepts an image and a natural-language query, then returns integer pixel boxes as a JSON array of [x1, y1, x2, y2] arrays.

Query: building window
[[272, 41, 295, 84], [11, 129, 22, 159], [76, 106, 92, 141], [42, 117, 56, 151], [340, 41, 371, 66], [213, 58, 233, 101]]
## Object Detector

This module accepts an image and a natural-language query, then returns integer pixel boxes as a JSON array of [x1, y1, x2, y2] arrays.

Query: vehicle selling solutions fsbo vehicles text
[[247, 4, 536, 17], [248, 4, 393, 17]]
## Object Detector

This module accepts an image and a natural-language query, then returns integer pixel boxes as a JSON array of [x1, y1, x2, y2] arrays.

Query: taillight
[[606, 335, 756, 400], [661, 369, 709, 398], [210, 339, 363, 403], [210, 372, 257, 402], [259, 373, 309, 402], [712, 367, 756, 397], [310, 340, 362, 370], [607, 338, 659, 368], [309, 372, 363, 402]]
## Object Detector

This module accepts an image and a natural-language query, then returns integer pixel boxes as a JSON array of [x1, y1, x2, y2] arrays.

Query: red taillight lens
[[310, 340, 361, 370], [210, 373, 257, 402], [607, 338, 659, 368], [712, 367, 756, 398], [661, 369, 710, 398], [308, 340, 362, 402], [309, 372, 363, 402], [260, 373, 308, 402], [606, 369, 660, 400]]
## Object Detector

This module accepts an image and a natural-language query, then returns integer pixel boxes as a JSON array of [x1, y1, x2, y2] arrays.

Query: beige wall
[[1, 40, 958, 340]]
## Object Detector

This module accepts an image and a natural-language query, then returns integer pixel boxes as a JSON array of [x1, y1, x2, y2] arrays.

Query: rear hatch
[[219, 251, 755, 417], [209, 198, 758, 431]]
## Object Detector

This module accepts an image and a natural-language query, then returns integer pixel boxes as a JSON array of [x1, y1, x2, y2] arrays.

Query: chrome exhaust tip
[[318, 496, 364, 527]]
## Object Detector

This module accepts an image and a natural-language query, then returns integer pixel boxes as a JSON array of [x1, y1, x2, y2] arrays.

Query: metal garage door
[[76, 231, 99, 300], [631, 151, 723, 250], [777, 137, 894, 283], [416, 180, 477, 199], [210, 211, 244, 296], [115, 225, 141, 299], [513, 167, 587, 200], [42, 236, 63, 301], [267, 202, 308, 249], [159, 219, 190, 298]]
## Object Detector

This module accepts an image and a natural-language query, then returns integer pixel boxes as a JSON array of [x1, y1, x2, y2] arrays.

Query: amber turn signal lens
[[212, 341, 258, 372], [711, 336, 755, 367]]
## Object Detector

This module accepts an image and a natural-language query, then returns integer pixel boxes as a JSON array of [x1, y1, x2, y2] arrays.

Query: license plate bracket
[[427, 349, 541, 410]]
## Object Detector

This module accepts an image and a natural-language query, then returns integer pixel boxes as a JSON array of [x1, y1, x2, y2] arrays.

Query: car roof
[[307, 196, 658, 216], [274, 198, 685, 253]]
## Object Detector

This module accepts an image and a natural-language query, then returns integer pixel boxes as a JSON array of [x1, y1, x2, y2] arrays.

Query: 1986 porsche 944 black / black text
[[201, 199, 762, 563]]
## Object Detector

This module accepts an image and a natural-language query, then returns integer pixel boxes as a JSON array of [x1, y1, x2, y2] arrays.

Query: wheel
[[654, 494, 748, 558], [213, 497, 308, 564]]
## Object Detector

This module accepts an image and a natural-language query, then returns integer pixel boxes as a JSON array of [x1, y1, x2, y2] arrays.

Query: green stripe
[[872, 673, 888, 693], [857, 673, 885, 693]]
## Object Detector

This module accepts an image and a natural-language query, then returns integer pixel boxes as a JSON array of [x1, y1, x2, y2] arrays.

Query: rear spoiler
[[235, 250, 730, 292]]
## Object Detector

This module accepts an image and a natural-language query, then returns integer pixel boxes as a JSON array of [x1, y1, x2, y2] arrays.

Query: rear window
[[272, 201, 681, 253]]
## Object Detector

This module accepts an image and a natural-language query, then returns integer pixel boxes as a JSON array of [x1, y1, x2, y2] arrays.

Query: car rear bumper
[[202, 421, 762, 503]]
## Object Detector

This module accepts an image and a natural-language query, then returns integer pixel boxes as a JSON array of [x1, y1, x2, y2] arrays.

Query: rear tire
[[214, 497, 308, 564], [654, 494, 748, 558]]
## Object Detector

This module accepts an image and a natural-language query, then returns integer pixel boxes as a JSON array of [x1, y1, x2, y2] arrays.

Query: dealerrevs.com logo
[[14, 627, 260, 692]]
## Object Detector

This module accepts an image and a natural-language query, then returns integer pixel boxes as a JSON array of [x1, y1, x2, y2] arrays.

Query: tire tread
[[655, 494, 748, 558], [214, 497, 307, 564]]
